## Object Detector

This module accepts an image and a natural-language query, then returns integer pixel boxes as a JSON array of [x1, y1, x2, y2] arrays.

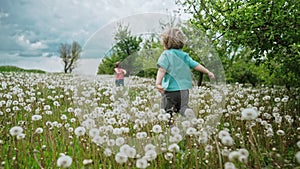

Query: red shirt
[[114, 68, 126, 80]]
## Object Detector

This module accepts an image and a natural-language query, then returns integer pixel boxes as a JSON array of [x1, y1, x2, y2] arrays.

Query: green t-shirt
[[157, 49, 199, 91]]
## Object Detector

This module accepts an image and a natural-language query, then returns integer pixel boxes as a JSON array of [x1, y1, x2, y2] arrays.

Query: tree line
[[59, 0, 299, 88]]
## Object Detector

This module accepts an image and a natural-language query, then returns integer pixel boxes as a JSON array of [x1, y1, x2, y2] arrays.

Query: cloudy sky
[[0, 0, 183, 74]]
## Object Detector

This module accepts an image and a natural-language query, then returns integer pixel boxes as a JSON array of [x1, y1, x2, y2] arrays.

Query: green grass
[[0, 65, 46, 73]]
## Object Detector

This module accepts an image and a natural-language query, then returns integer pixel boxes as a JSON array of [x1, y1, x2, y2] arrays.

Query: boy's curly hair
[[161, 28, 187, 50]]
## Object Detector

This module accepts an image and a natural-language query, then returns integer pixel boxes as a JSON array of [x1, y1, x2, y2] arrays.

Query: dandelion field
[[0, 72, 299, 169]]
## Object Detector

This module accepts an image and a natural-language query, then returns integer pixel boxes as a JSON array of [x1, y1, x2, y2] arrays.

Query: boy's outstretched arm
[[156, 67, 166, 93], [194, 64, 215, 79]]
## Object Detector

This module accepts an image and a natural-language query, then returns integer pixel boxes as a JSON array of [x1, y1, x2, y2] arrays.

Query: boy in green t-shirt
[[156, 28, 215, 125]]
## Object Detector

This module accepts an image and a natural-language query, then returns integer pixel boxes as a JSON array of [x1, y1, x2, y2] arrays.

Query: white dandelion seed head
[[115, 137, 125, 146], [9, 126, 24, 136], [88, 128, 100, 138], [238, 148, 249, 157], [104, 148, 112, 157], [224, 162, 236, 169], [35, 127, 43, 134], [136, 158, 148, 169], [276, 129, 285, 136], [83, 159, 93, 165], [152, 124, 162, 133], [238, 155, 248, 163], [170, 126, 180, 135], [115, 152, 128, 164], [221, 148, 230, 157], [218, 130, 230, 139], [297, 141, 300, 149], [205, 145, 213, 152], [60, 114, 68, 120], [144, 144, 156, 152], [164, 152, 173, 160], [16, 133, 25, 140], [241, 108, 259, 120], [57, 155, 72, 168], [168, 143, 180, 152], [31, 114, 42, 121], [74, 126, 86, 137], [186, 127, 197, 136], [228, 151, 240, 161], [184, 108, 196, 120], [144, 149, 157, 161], [221, 136, 234, 146], [295, 151, 300, 164]]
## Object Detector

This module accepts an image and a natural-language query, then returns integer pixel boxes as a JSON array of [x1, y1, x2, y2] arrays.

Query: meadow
[[0, 72, 299, 169]]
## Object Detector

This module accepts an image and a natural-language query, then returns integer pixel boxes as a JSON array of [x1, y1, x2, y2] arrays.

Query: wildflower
[[221, 136, 234, 146], [221, 148, 230, 157], [89, 128, 100, 138], [17, 133, 25, 140], [92, 136, 105, 145], [281, 97, 289, 103], [82, 118, 96, 129], [113, 128, 122, 135], [276, 130, 285, 136], [70, 118, 76, 123], [218, 130, 230, 139], [116, 137, 125, 146], [241, 108, 259, 120], [74, 126, 86, 137], [297, 141, 300, 149], [31, 115, 42, 121], [35, 127, 43, 134], [170, 126, 180, 135], [168, 143, 180, 152], [136, 132, 147, 139], [238, 155, 248, 163], [144, 144, 156, 152], [295, 151, 300, 164], [104, 148, 112, 157], [68, 127, 73, 133], [57, 155, 72, 168], [205, 145, 213, 152], [83, 159, 93, 165], [181, 120, 191, 129], [238, 148, 249, 158], [67, 107, 74, 113], [144, 150, 157, 161], [107, 139, 115, 146], [171, 134, 183, 143], [164, 152, 173, 160], [224, 162, 236, 169], [228, 151, 240, 161], [115, 152, 128, 164], [184, 108, 196, 120], [136, 158, 148, 169], [60, 114, 67, 120], [152, 124, 162, 133], [126, 147, 137, 158], [9, 126, 23, 136], [198, 130, 209, 144]]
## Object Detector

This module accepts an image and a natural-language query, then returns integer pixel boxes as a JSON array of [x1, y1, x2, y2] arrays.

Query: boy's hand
[[156, 84, 165, 93], [207, 71, 215, 80]]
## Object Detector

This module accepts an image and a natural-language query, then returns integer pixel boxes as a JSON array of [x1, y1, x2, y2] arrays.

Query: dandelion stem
[[214, 135, 223, 169]]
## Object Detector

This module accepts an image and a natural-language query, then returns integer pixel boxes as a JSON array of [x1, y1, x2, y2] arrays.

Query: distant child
[[156, 28, 215, 124], [114, 62, 127, 86]]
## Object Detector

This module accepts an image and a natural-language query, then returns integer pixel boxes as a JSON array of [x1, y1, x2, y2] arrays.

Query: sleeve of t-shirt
[[157, 52, 169, 70], [186, 54, 199, 68]]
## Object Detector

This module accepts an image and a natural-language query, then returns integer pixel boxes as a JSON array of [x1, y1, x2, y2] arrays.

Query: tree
[[177, 0, 300, 87], [98, 23, 142, 75], [58, 41, 82, 73]]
